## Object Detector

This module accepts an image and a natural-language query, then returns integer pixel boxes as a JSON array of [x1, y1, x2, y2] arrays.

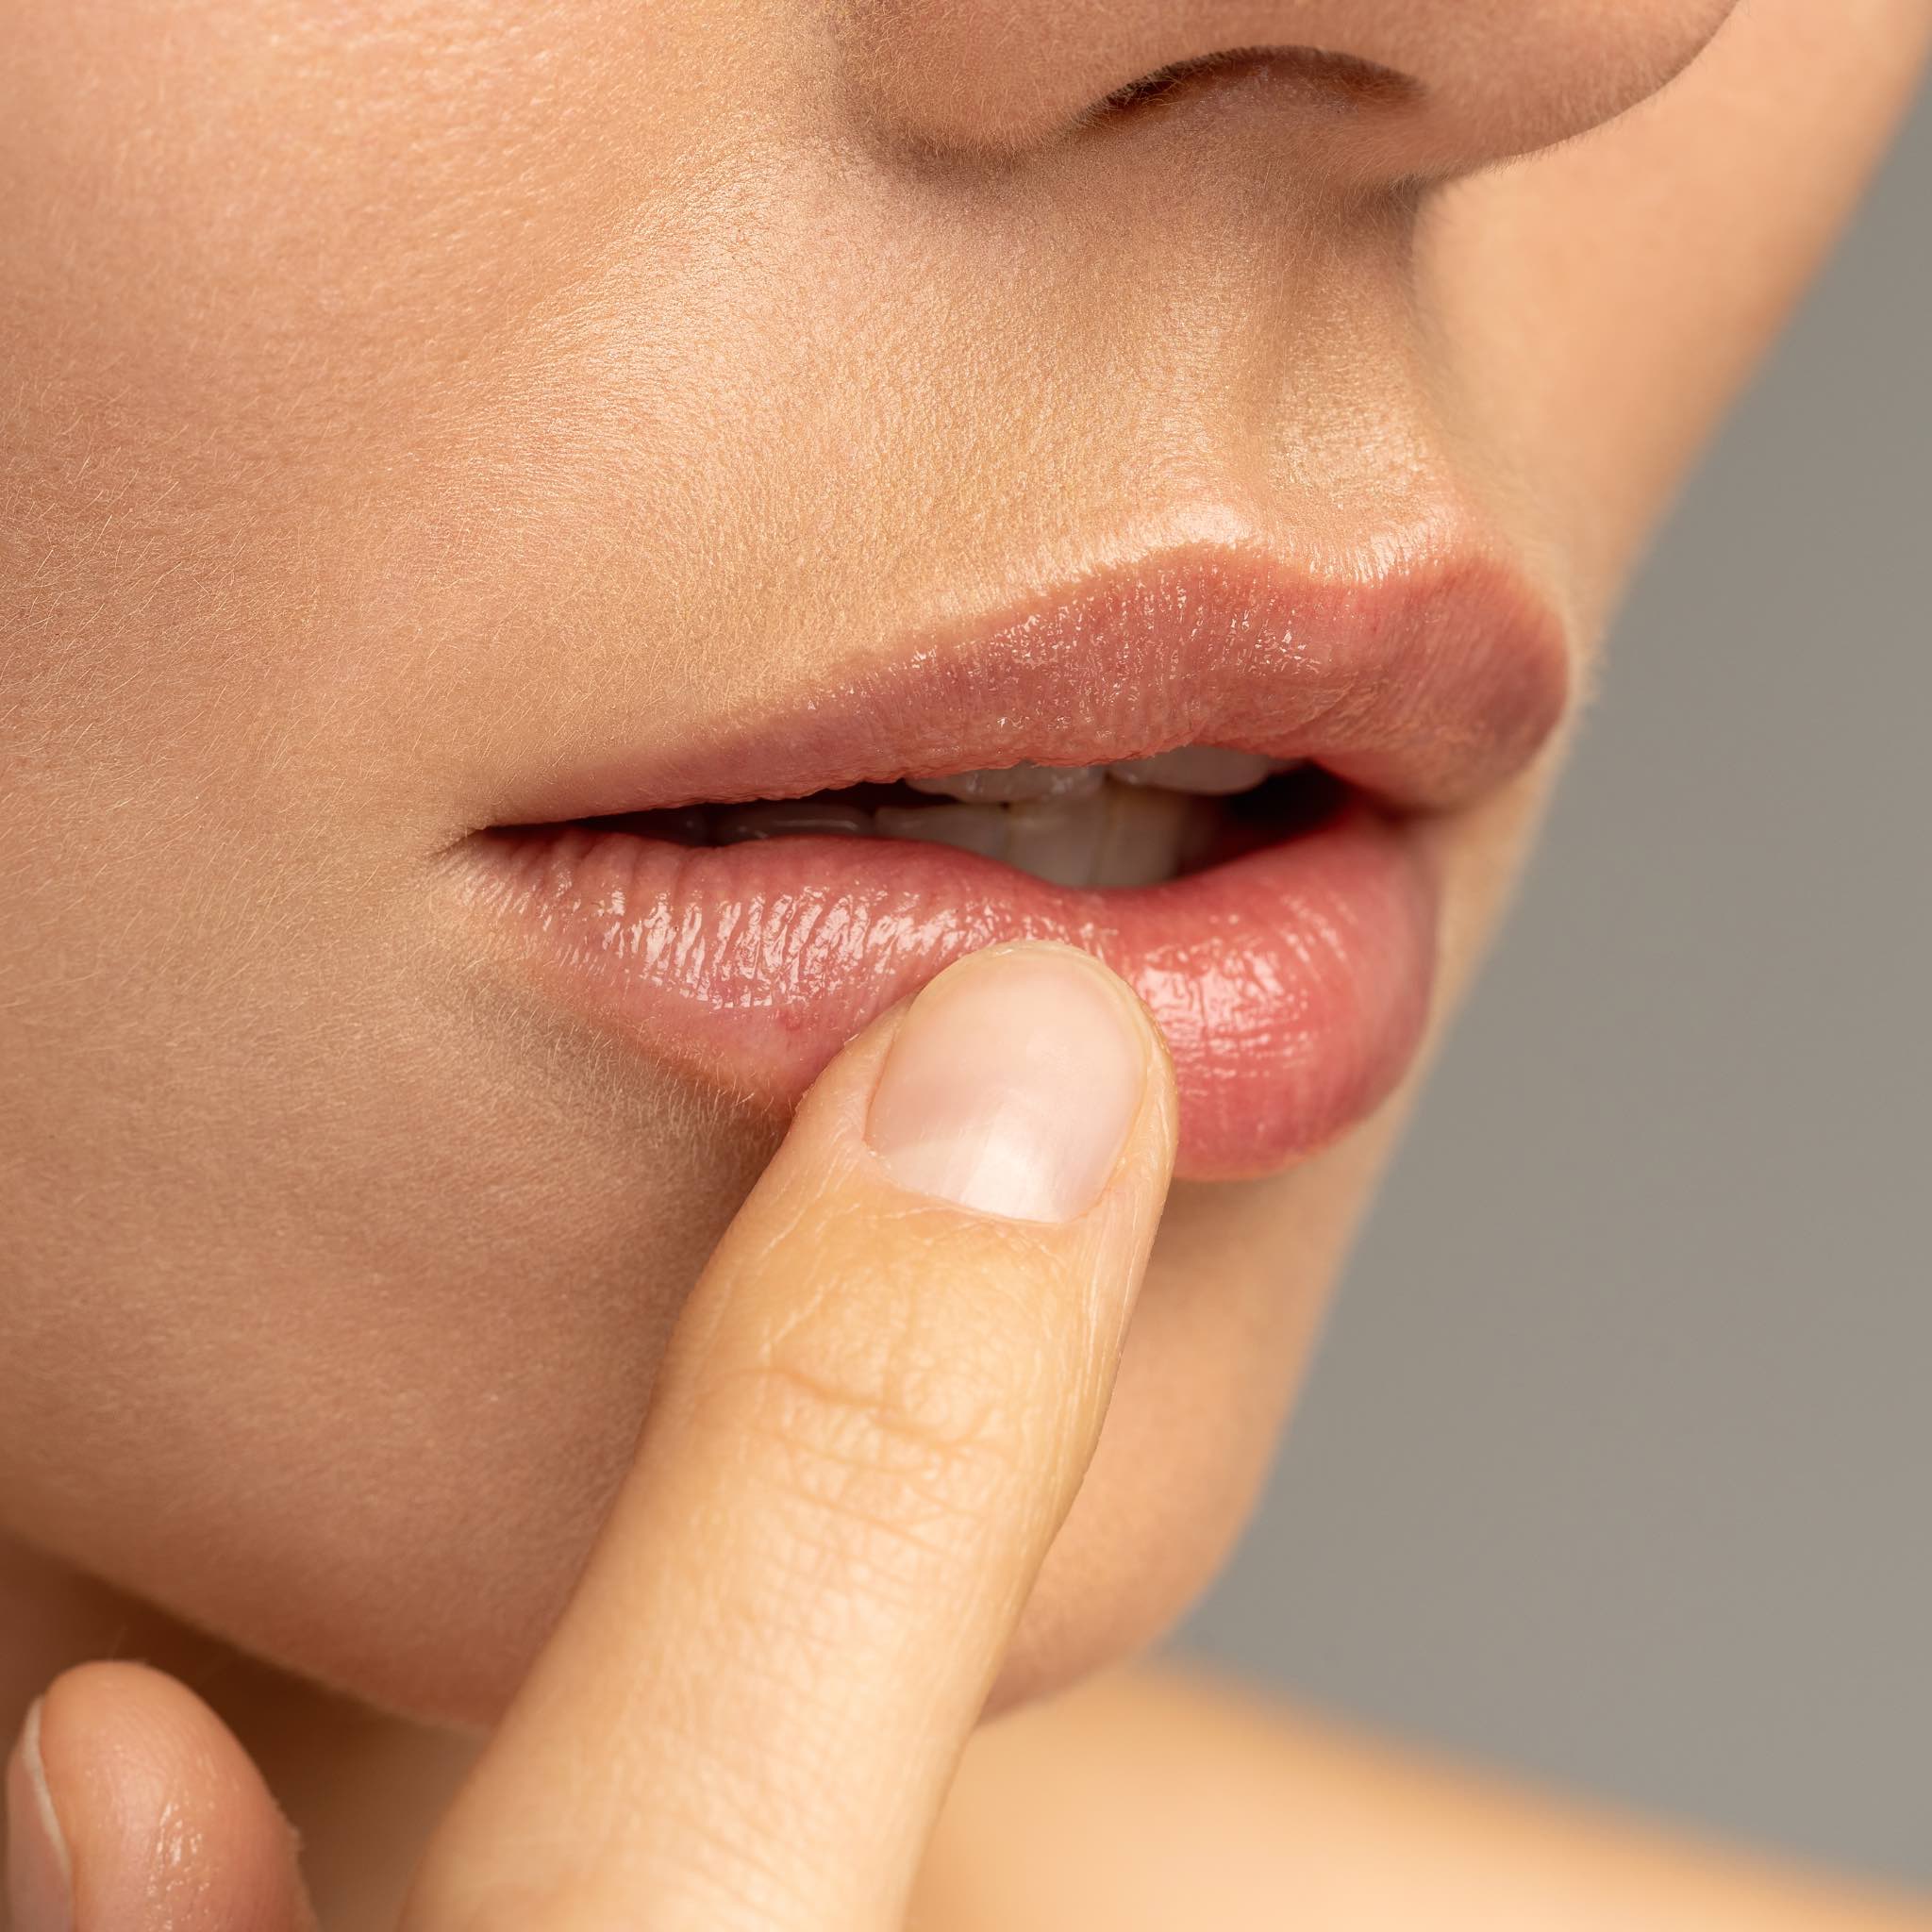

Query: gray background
[[1176, 81, 1931, 1887]]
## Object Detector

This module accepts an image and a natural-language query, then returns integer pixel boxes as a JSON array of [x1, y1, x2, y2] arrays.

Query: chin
[[28, 858, 1457, 1740], [128, 1144, 1372, 1740]]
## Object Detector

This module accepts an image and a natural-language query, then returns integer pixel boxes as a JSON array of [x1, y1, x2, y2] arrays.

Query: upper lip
[[490, 536, 1571, 828]]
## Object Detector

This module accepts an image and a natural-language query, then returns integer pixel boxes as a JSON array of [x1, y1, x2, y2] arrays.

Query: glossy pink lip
[[443, 541, 1569, 1179]]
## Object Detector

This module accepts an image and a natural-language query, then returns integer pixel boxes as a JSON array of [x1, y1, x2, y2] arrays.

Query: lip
[[441, 540, 1569, 1178]]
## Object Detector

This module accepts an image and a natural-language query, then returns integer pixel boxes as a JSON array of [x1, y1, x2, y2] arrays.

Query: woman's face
[[3, 1, 1923, 1727]]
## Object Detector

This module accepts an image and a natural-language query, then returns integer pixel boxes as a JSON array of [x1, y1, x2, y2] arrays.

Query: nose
[[838, 0, 1739, 179]]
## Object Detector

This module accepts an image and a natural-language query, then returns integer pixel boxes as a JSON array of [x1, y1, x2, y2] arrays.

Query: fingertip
[[858, 940, 1177, 1225], [21, 1660, 312, 1932]]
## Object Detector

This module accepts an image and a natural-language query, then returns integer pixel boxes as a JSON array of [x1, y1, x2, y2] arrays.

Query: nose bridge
[[836, 0, 1739, 176]]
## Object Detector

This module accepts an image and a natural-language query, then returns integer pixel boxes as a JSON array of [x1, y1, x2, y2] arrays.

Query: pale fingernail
[[867, 943, 1151, 1223], [6, 1700, 74, 1932]]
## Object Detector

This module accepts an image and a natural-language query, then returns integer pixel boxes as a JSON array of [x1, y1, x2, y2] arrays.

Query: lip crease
[[443, 540, 1570, 1179]]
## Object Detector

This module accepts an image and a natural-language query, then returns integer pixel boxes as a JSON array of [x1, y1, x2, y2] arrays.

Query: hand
[[6, 941, 1177, 1931]]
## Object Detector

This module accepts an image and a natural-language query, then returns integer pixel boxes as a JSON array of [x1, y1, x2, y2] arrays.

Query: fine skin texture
[[5, 942, 1185, 1931], [3, 0, 1931, 1923]]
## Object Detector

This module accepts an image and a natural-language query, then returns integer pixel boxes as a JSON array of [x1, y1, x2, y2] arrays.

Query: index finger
[[406, 942, 1178, 1932]]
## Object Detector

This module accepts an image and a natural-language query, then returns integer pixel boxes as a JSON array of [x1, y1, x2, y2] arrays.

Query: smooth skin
[[6, 0, 1932, 1924]]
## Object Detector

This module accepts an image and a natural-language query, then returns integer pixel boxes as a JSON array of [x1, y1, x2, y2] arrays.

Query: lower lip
[[445, 803, 1438, 1181]]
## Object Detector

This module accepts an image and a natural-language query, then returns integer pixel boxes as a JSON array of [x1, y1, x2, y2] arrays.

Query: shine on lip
[[444, 542, 1570, 1179]]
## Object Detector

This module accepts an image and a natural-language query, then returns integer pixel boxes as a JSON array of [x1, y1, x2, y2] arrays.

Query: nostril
[[844, 1, 1735, 184], [1098, 47, 1260, 117], [1095, 43, 1420, 125]]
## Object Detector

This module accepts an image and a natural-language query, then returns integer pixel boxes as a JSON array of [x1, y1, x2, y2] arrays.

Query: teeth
[[713, 800, 875, 843], [879, 787, 1204, 889], [1106, 747, 1287, 794], [873, 801, 1010, 861], [687, 747, 1298, 885], [1092, 783, 1197, 889], [1003, 791, 1111, 889], [908, 762, 1104, 804]]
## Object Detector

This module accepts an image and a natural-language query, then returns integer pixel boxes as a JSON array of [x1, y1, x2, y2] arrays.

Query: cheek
[[0, 8, 779, 1716], [4, 3, 766, 883], [0, 937, 778, 1724]]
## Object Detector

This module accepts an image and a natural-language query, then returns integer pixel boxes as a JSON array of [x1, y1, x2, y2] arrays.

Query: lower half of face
[[0, 0, 1922, 1729]]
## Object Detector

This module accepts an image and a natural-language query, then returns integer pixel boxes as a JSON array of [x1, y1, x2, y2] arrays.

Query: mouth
[[441, 541, 1569, 1179], [519, 749, 1339, 888]]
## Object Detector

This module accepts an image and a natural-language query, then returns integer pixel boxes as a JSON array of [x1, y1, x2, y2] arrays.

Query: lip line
[[489, 536, 1571, 832], [445, 533, 1563, 1178]]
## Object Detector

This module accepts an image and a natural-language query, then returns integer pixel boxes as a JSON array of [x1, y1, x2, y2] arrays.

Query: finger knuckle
[[708, 1265, 1062, 1594]]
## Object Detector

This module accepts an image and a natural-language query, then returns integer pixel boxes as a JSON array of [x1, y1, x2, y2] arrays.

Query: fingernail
[[7, 1699, 74, 1932], [867, 944, 1150, 1223]]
